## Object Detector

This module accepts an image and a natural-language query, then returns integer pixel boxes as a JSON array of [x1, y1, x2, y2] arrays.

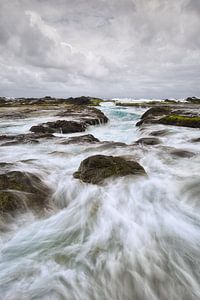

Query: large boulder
[[73, 155, 146, 184], [0, 171, 50, 214], [136, 106, 171, 126], [149, 129, 171, 137]]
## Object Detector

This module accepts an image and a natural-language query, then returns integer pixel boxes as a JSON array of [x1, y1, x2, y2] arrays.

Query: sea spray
[[0, 103, 200, 299]]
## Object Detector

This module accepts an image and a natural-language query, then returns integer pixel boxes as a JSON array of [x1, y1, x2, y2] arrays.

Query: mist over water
[[0, 103, 200, 299]]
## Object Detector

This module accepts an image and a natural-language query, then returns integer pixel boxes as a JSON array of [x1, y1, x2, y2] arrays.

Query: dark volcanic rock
[[30, 120, 86, 134], [46, 120, 86, 133], [73, 155, 146, 184], [60, 134, 100, 144], [135, 137, 161, 145], [29, 125, 55, 134], [30, 107, 108, 134], [0, 171, 50, 214]]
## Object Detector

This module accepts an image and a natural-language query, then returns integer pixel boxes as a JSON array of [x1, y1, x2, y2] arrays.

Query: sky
[[0, 0, 200, 99]]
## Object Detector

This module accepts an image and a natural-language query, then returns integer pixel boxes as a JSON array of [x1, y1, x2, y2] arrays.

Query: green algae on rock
[[158, 115, 200, 128]]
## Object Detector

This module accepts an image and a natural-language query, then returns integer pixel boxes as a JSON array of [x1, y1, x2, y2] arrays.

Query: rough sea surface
[[0, 102, 200, 299]]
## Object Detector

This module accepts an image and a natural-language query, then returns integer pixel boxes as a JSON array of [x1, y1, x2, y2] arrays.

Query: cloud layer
[[0, 0, 200, 99]]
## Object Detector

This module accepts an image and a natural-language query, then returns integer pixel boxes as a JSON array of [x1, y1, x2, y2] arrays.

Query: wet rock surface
[[135, 137, 161, 145], [149, 129, 171, 137], [0, 133, 54, 146], [73, 155, 146, 184], [136, 104, 200, 128], [30, 106, 108, 134], [0, 171, 50, 214], [30, 120, 86, 134], [57, 106, 108, 124], [60, 134, 100, 144], [169, 149, 195, 158]]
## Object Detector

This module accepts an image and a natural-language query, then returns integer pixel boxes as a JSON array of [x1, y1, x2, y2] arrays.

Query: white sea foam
[[0, 103, 200, 299]]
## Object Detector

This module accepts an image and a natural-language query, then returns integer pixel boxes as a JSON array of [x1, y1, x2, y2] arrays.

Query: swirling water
[[0, 103, 200, 299]]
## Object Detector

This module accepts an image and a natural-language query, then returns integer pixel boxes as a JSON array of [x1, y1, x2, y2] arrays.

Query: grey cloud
[[0, 0, 199, 98]]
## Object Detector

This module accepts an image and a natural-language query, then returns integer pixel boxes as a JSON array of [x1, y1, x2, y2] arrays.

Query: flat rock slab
[[73, 155, 146, 184]]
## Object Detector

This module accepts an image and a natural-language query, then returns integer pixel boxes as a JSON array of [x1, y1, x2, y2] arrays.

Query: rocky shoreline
[[0, 95, 199, 216]]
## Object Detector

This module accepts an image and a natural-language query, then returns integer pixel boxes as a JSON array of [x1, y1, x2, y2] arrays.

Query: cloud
[[0, 0, 199, 98]]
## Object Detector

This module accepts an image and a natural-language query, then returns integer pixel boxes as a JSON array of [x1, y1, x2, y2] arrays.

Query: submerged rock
[[169, 149, 195, 158], [73, 155, 146, 184], [135, 137, 161, 145], [190, 137, 200, 143], [149, 129, 171, 137], [0, 171, 50, 214], [60, 134, 100, 144], [141, 106, 171, 120], [0, 133, 54, 146]]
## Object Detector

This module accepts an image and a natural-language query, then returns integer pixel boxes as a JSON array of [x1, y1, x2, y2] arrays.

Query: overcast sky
[[0, 0, 200, 99]]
